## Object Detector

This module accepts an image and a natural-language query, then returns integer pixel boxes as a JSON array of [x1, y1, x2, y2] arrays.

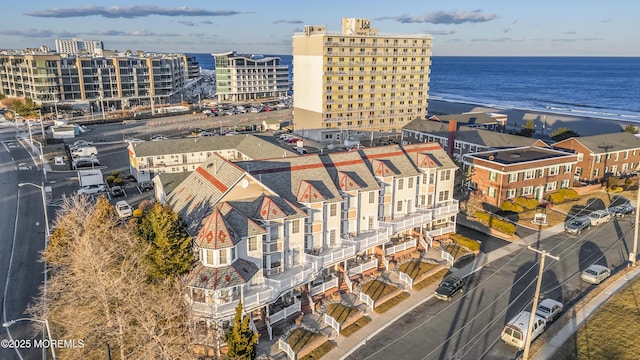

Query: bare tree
[[29, 196, 195, 360]]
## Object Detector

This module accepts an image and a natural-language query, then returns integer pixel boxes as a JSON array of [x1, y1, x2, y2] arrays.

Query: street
[[348, 216, 635, 360]]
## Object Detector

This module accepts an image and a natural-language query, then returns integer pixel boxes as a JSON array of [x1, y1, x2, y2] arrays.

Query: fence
[[311, 277, 339, 296], [323, 313, 341, 335], [347, 258, 379, 276], [398, 271, 414, 289], [359, 292, 375, 310], [269, 301, 301, 325], [344, 275, 354, 292], [441, 250, 454, 266], [385, 239, 417, 255], [308, 294, 316, 315], [381, 255, 390, 270], [279, 338, 296, 360]]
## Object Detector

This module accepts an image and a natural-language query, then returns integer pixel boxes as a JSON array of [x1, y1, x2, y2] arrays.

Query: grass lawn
[[340, 316, 371, 337], [326, 303, 359, 324], [398, 261, 439, 280], [299, 341, 336, 360], [443, 244, 470, 260], [361, 280, 399, 301], [552, 275, 640, 360], [287, 328, 324, 352], [374, 292, 410, 314], [413, 269, 448, 291]]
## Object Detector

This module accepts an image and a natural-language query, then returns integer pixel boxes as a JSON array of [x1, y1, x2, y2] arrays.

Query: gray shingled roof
[[155, 172, 190, 194], [185, 259, 259, 291], [435, 112, 498, 125], [403, 143, 458, 170], [129, 133, 297, 159], [236, 154, 343, 206], [359, 145, 422, 178], [322, 151, 381, 193], [561, 132, 640, 153]]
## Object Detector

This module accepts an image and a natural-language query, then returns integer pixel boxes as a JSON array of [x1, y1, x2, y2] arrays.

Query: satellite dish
[[240, 179, 249, 188]]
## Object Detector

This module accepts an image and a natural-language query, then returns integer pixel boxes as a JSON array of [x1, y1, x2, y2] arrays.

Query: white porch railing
[[419, 237, 429, 252], [311, 277, 339, 296], [308, 294, 316, 315], [191, 299, 238, 318], [379, 200, 459, 234], [441, 250, 454, 266], [349, 226, 393, 252], [347, 258, 379, 276], [264, 267, 314, 296], [279, 338, 296, 360], [398, 271, 413, 289], [359, 292, 375, 310], [381, 255, 390, 270], [243, 288, 275, 310], [304, 244, 356, 271], [427, 225, 456, 238], [269, 301, 301, 326], [324, 313, 341, 335], [385, 239, 417, 256], [344, 274, 353, 292]]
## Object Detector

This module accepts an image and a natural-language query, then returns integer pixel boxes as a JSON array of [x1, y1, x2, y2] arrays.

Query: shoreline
[[428, 98, 632, 137]]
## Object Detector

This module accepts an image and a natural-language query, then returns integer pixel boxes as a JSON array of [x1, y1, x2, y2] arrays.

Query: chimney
[[447, 120, 457, 155]]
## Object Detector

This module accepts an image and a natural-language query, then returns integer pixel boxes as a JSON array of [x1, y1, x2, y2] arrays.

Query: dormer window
[[201, 248, 236, 267]]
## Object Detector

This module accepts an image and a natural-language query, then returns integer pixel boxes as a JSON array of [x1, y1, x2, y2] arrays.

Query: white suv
[[588, 209, 612, 226], [77, 184, 106, 195]]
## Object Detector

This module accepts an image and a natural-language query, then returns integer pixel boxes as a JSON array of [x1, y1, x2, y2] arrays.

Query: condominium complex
[[156, 143, 458, 344], [0, 48, 198, 109], [292, 17, 432, 142], [212, 51, 289, 103], [55, 38, 104, 55]]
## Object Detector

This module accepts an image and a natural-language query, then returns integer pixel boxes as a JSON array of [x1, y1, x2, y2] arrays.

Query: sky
[[0, 0, 638, 56]]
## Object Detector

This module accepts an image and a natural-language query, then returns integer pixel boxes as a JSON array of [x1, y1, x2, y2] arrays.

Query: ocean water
[[189, 54, 640, 122]]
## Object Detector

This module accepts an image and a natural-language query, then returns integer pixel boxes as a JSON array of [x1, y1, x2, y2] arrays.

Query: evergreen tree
[[137, 202, 194, 281], [226, 302, 259, 360]]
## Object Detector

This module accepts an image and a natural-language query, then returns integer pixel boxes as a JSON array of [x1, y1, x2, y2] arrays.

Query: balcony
[[263, 265, 315, 297], [379, 200, 459, 234], [304, 243, 357, 271], [347, 226, 392, 252], [310, 275, 339, 296], [347, 257, 379, 276], [385, 238, 417, 256]]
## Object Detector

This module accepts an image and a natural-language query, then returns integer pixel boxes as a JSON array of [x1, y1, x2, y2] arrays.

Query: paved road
[[348, 216, 635, 360], [0, 122, 50, 360]]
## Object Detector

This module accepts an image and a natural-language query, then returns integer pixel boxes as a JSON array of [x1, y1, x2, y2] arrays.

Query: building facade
[[159, 143, 458, 344], [462, 146, 578, 207], [0, 49, 197, 109], [552, 132, 640, 183], [55, 38, 104, 55], [292, 17, 432, 142], [212, 51, 289, 103]]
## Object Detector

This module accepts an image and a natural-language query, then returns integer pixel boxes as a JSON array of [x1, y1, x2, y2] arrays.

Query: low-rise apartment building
[[553, 132, 640, 183], [127, 134, 298, 182], [157, 143, 458, 344], [462, 146, 578, 207]]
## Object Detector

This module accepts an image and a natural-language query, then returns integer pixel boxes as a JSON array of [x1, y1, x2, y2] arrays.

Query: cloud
[[26, 5, 242, 19], [428, 29, 456, 36], [201, 20, 213, 24], [551, 37, 603, 42], [563, 31, 576, 35], [0, 28, 74, 38], [503, 28, 511, 33], [471, 37, 522, 42], [84, 29, 181, 37], [377, 10, 497, 24], [178, 21, 195, 27], [273, 19, 304, 24]]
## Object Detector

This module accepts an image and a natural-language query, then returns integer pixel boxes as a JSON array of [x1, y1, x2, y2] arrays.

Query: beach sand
[[427, 99, 627, 137]]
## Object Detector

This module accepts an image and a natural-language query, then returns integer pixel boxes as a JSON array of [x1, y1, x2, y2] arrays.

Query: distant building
[[292, 17, 432, 142], [55, 38, 104, 55], [462, 146, 578, 207], [553, 132, 640, 183], [0, 49, 196, 109], [212, 51, 289, 103]]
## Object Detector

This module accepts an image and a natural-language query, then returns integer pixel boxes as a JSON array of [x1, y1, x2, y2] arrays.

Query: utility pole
[[631, 179, 640, 266], [522, 246, 559, 360]]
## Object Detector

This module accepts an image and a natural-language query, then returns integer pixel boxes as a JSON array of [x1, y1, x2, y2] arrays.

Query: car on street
[[198, 131, 215, 137], [501, 311, 546, 350], [608, 202, 635, 217], [434, 275, 467, 301], [581, 264, 611, 284], [535, 298, 564, 322], [124, 137, 145, 144], [588, 209, 612, 226], [72, 140, 93, 148], [77, 184, 106, 195], [115, 200, 133, 218], [139, 181, 154, 192], [111, 185, 125, 197], [564, 215, 591, 234], [72, 157, 100, 169]]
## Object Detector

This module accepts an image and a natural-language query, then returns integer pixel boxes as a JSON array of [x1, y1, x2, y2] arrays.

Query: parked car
[[72, 140, 93, 147], [115, 200, 133, 218], [73, 157, 100, 169], [581, 264, 611, 284], [434, 275, 467, 301], [77, 184, 106, 195], [608, 202, 635, 217], [198, 131, 215, 137], [139, 181, 154, 192], [124, 137, 145, 144], [564, 216, 591, 234], [588, 209, 612, 226], [535, 298, 563, 323], [150, 135, 168, 141], [501, 311, 546, 350], [111, 185, 125, 197]]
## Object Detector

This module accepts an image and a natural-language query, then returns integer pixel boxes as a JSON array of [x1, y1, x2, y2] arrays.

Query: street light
[[18, 182, 50, 242], [30, 139, 47, 182], [3, 317, 57, 360]]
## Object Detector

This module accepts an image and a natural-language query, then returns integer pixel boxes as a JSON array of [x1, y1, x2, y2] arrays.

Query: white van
[[500, 311, 546, 350], [71, 146, 98, 157]]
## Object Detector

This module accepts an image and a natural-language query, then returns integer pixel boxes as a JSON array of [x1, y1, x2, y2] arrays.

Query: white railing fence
[[347, 258, 379, 276], [279, 338, 296, 360], [307, 294, 316, 315], [398, 271, 413, 289], [381, 255, 390, 270], [269, 301, 301, 326], [419, 237, 429, 253], [441, 250, 454, 266], [359, 292, 375, 310], [323, 313, 341, 335], [311, 276, 339, 296], [385, 239, 417, 255], [344, 274, 353, 292]]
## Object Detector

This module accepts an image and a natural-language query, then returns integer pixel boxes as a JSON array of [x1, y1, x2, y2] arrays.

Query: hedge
[[501, 201, 524, 213], [514, 197, 539, 210], [474, 211, 517, 235], [608, 186, 623, 193], [113, 178, 123, 185], [106, 175, 116, 184], [556, 188, 579, 200], [546, 192, 565, 204]]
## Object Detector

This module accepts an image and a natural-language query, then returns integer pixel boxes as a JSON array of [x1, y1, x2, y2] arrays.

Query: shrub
[[113, 177, 123, 185], [111, 170, 120, 177], [625, 178, 633, 189], [473, 211, 517, 235], [515, 197, 539, 210], [105, 175, 116, 184], [547, 192, 565, 204], [501, 201, 524, 213], [607, 176, 619, 188], [133, 208, 143, 218], [608, 186, 623, 193], [556, 188, 579, 201]]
